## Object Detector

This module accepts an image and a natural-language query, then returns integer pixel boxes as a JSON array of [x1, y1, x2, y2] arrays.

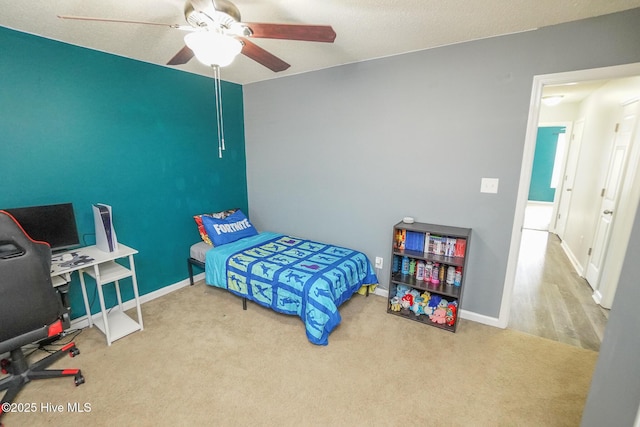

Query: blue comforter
[[205, 232, 378, 345]]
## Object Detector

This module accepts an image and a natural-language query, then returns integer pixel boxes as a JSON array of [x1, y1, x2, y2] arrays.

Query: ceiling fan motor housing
[[185, 0, 241, 30]]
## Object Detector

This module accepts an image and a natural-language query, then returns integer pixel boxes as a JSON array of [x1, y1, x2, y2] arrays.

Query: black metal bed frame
[[187, 257, 247, 310]]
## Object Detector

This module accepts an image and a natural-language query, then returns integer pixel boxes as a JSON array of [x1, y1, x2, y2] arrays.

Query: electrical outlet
[[375, 256, 383, 269]]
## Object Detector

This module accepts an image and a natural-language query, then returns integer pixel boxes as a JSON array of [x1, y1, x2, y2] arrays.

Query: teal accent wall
[[0, 26, 248, 318], [528, 126, 565, 202]]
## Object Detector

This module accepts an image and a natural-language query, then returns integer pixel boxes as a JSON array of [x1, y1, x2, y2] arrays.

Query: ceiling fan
[[58, 0, 335, 158], [58, 0, 337, 72]]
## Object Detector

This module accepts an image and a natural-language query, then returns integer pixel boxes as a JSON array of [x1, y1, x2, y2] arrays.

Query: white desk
[[51, 244, 144, 346]]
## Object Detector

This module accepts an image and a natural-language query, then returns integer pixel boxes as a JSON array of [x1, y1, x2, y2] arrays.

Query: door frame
[[497, 62, 640, 328]]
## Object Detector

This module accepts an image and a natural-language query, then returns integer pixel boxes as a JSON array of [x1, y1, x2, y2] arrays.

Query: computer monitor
[[3, 203, 80, 252]]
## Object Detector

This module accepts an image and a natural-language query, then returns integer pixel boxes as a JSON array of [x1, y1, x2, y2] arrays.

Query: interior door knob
[[603, 210, 614, 215]]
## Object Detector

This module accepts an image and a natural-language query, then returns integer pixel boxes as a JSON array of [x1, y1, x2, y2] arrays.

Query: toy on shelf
[[401, 293, 413, 309], [411, 301, 425, 316], [446, 301, 458, 326], [429, 307, 447, 324], [392, 282, 459, 324], [425, 294, 441, 316], [389, 296, 402, 312]]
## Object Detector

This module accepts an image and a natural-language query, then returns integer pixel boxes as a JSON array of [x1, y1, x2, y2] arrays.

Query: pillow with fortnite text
[[201, 209, 258, 246], [193, 208, 238, 245]]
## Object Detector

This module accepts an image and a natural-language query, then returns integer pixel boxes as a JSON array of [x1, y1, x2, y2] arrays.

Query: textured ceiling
[[1, 0, 640, 85]]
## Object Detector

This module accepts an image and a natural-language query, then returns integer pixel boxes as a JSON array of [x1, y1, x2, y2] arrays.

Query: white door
[[555, 120, 584, 240], [585, 104, 638, 290]]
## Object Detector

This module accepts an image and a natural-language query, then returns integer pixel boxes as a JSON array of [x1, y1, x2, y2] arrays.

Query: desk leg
[[93, 265, 112, 346], [129, 254, 144, 331], [78, 271, 93, 328]]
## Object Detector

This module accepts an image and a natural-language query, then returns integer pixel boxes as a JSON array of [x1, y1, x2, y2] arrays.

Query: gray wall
[[581, 197, 640, 425], [244, 8, 640, 318], [244, 9, 640, 424]]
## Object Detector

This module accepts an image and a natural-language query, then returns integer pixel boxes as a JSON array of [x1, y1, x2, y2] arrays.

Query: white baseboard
[[592, 289, 603, 305], [70, 276, 501, 333], [373, 287, 389, 298], [560, 240, 584, 276], [460, 310, 503, 328], [70, 272, 205, 330]]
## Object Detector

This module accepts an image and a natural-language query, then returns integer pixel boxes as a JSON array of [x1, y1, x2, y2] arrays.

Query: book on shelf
[[454, 239, 467, 257], [404, 231, 425, 252], [445, 237, 456, 257], [394, 229, 406, 250], [422, 232, 431, 255], [428, 235, 443, 255]]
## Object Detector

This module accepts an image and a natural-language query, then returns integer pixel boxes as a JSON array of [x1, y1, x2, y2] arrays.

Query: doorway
[[499, 63, 640, 346], [510, 123, 608, 351]]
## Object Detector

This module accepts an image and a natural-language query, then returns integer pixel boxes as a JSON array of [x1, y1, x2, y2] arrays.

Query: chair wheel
[[74, 374, 85, 386], [69, 347, 80, 357]]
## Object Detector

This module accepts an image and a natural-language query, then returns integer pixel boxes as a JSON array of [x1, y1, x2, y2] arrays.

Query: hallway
[[508, 228, 609, 351]]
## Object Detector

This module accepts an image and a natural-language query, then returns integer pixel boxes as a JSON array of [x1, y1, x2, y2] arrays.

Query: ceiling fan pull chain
[[216, 65, 226, 152], [212, 65, 224, 158]]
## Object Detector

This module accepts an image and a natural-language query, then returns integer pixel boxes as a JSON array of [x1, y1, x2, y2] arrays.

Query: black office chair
[[0, 210, 84, 421]]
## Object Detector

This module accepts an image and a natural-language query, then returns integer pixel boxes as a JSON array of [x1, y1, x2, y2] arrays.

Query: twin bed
[[188, 210, 378, 345]]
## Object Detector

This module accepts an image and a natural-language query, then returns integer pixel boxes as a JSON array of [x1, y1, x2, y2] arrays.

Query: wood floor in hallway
[[508, 228, 609, 351]]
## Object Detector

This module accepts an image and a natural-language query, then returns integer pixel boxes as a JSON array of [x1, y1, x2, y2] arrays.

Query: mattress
[[190, 241, 211, 263]]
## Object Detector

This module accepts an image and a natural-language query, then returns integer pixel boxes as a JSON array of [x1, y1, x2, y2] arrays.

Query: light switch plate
[[481, 178, 499, 193]]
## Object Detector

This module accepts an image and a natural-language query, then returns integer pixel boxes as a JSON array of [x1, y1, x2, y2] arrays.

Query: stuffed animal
[[425, 294, 441, 316], [411, 300, 425, 316], [421, 291, 431, 304], [395, 285, 411, 297], [429, 307, 447, 324], [389, 296, 402, 312], [446, 303, 457, 326], [401, 293, 414, 309]]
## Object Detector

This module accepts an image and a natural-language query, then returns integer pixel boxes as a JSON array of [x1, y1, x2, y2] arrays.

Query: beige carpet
[[3, 281, 598, 426]]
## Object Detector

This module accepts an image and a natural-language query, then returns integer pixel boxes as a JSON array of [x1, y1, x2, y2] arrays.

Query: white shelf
[[83, 261, 133, 283], [73, 244, 144, 346], [51, 275, 67, 287], [93, 308, 142, 342]]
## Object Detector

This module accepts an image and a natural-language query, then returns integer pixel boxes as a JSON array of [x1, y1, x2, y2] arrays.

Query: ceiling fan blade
[[167, 45, 194, 65], [57, 15, 189, 29], [245, 23, 336, 43], [240, 38, 290, 72]]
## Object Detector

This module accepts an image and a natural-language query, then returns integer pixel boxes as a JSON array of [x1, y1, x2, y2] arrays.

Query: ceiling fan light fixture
[[184, 31, 242, 67]]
